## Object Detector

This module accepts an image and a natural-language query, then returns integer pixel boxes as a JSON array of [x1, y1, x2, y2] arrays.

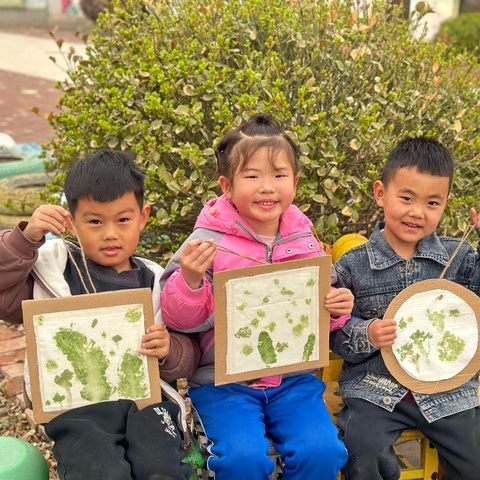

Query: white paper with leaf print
[[225, 266, 320, 375], [33, 303, 150, 412], [392, 289, 478, 381]]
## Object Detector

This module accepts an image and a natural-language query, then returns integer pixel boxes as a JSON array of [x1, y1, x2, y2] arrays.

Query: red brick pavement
[[0, 320, 26, 398], [0, 26, 90, 146], [0, 70, 61, 145]]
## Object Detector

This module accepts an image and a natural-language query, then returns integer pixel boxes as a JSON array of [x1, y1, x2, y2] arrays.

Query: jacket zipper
[[266, 245, 273, 263], [31, 270, 58, 298]]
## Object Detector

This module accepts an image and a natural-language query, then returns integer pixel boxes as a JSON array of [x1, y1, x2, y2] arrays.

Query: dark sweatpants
[[338, 397, 480, 480], [45, 399, 192, 480]]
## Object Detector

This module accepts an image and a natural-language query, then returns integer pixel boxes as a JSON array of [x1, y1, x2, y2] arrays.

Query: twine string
[[60, 215, 98, 294], [439, 216, 478, 280], [213, 243, 266, 264]]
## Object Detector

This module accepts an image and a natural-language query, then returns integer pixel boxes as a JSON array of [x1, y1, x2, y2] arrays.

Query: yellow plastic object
[[0, 437, 49, 480], [331, 233, 368, 263]]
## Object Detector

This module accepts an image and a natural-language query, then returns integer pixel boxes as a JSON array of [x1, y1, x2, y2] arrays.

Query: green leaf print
[[280, 286, 294, 297], [258, 331, 277, 366], [302, 334, 316, 362], [426, 308, 445, 333], [54, 328, 113, 402], [396, 342, 421, 372], [118, 351, 149, 398], [54, 369, 74, 406], [438, 331, 466, 362], [125, 307, 142, 323], [235, 326, 252, 339], [398, 315, 413, 330]]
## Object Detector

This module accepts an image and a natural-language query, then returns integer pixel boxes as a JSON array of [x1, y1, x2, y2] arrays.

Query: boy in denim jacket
[[331, 137, 480, 480]]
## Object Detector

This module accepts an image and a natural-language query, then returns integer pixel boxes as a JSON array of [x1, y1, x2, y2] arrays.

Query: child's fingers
[[470, 207, 480, 226], [24, 205, 69, 241], [140, 324, 170, 357], [139, 331, 170, 358], [181, 239, 216, 264], [143, 324, 168, 341]]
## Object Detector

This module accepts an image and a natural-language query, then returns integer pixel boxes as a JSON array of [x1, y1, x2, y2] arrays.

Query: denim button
[[383, 396, 392, 405], [357, 340, 365, 349]]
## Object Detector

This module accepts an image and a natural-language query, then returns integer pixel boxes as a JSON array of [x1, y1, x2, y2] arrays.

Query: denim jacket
[[330, 222, 480, 423]]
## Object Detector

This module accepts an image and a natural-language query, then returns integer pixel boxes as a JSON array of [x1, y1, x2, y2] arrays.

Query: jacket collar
[[194, 195, 312, 240], [366, 222, 451, 270]]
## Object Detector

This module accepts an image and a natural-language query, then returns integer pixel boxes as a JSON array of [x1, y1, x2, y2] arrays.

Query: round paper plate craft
[[381, 279, 480, 394]]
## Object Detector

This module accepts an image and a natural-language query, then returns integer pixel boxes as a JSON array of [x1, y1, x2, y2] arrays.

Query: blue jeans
[[189, 374, 347, 480]]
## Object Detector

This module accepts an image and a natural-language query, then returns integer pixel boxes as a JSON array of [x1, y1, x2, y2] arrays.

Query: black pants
[[338, 397, 480, 480], [45, 399, 192, 480]]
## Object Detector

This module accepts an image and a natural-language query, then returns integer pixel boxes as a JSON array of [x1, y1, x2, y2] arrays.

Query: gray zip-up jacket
[[331, 222, 480, 423]]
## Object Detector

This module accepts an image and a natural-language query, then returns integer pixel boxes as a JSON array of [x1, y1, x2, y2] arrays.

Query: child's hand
[[23, 205, 69, 242], [470, 207, 480, 227], [179, 239, 217, 289], [367, 318, 397, 349], [325, 288, 354, 318], [139, 324, 171, 360]]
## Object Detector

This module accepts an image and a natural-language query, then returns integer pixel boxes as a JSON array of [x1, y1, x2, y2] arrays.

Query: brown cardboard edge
[[214, 257, 331, 386], [381, 279, 480, 394], [23, 288, 161, 424]]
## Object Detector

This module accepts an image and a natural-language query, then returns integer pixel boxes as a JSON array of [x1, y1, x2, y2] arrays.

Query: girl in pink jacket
[[160, 113, 351, 480]]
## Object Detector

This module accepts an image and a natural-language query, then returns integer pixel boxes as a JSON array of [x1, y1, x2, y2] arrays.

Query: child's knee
[[208, 438, 274, 479], [344, 452, 400, 480], [285, 437, 347, 473]]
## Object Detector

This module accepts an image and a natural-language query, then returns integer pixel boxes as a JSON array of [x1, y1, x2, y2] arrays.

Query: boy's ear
[[140, 204, 151, 229], [218, 176, 232, 197], [65, 214, 78, 238], [373, 180, 386, 206]]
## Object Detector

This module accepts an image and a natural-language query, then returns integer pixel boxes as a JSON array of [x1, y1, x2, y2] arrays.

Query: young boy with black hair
[[331, 137, 480, 480], [0, 149, 198, 480]]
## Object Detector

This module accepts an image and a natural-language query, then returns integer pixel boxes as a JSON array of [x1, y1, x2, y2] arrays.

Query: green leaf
[[174, 105, 189, 116]]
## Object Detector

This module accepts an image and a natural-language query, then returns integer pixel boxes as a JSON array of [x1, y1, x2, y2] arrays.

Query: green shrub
[[435, 12, 480, 59], [45, 0, 480, 262]]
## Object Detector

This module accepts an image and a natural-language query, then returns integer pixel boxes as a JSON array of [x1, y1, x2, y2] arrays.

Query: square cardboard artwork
[[23, 288, 161, 423], [214, 257, 331, 385]]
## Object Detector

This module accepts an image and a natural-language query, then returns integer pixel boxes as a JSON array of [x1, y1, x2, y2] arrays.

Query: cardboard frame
[[23, 288, 161, 423], [381, 279, 480, 394], [214, 257, 331, 386]]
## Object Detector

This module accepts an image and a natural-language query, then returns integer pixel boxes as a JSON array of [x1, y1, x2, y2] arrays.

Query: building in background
[[0, 0, 85, 27], [460, 0, 480, 12]]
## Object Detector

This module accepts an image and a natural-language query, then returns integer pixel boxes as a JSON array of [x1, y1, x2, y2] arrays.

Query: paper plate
[[381, 279, 480, 394]]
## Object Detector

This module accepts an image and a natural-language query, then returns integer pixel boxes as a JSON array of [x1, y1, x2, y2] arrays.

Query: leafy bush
[[45, 0, 480, 262], [435, 12, 480, 59]]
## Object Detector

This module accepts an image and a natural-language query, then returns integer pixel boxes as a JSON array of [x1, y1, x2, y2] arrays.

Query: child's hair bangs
[[232, 136, 299, 175]]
